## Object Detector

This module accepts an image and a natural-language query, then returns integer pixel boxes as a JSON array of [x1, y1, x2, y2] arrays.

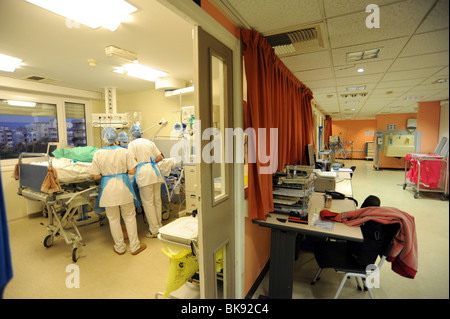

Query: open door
[[194, 26, 235, 299]]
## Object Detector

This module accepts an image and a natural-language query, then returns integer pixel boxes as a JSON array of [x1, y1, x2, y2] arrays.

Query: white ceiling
[[219, 0, 449, 120], [0, 0, 448, 120], [0, 0, 194, 95]]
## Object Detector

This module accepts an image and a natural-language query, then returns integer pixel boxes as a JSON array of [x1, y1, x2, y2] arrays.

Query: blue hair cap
[[102, 126, 119, 144], [117, 131, 129, 143], [130, 123, 142, 138]]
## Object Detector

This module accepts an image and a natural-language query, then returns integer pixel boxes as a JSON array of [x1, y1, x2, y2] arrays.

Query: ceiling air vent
[[24, 75, 60, 84], [265, 23, 327, 57]]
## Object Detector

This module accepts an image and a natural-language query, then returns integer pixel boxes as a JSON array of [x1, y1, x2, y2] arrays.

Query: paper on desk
[[311, 209, 334, 231]]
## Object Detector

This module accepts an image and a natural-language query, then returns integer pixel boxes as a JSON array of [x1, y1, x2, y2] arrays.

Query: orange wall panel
[[332, 119, 377, 159], [200, 0, 240, 39], [417, 101, 441, 153], [376, 113, 417, 131], [244, 218, 271, 296]]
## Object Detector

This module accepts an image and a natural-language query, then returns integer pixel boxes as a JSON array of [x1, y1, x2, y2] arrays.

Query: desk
[[253, 187, 362, 299]]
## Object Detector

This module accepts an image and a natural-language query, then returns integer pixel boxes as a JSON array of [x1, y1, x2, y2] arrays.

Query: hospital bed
[[17, 152, 99, 262]]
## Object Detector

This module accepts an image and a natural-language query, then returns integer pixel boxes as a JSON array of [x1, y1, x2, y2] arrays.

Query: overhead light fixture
[[347, 48, 382, 62], [357, 68, 365, 73], [433, 78, 449, 84], [347, 86, 366, 91], [105, 45, 138, 62], [114, 63, 167, 82], [345, 100, 359, 104], [7, 100, 36, 107], [25, 0, 138, 32], [0, 53, 22, 72], [405, 96, 423, 100]]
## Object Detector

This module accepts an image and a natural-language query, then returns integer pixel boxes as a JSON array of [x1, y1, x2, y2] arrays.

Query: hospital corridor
[[0, 0, 449, 302]]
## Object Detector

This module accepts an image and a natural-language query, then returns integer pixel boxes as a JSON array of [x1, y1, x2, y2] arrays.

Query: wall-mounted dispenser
[[407, 119, 417, 133]]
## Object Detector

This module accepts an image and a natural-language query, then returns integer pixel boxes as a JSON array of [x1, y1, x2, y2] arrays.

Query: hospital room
[[0, 0, 449, 303]]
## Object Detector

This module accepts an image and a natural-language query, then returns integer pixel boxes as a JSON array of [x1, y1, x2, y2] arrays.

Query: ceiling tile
[[281, 50, 332, 72], [311, 86, 337, 94], [375, 78, 427, 89], [433, 66, 449, 77], [323, 0, 401, 18], [294, 67, 334, 81], [399, 29, 450, 57], [420, 75, 450, 86], [423, 91, 450, 101], [336, 73, 383, 86], [416, 0, 450, 33], [371, 86, 411, 95], [226, 0, 322, 34], [326, 0, 435, 48], [382, 67, 443, 81], [334, 59, 393, 77], [412, 82, 448, 92], [390, 51, 449, 71], [303, 78, 336, 89]]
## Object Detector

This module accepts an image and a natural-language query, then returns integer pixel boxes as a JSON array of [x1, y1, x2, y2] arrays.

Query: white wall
[[92, 88, 195, 147]]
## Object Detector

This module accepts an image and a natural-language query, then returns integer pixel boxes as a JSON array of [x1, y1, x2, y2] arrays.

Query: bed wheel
[[402, 184, 406, 190], [72, 248, 79, 262], [43, 235, 54, 248], [414, 193, 419, 199]]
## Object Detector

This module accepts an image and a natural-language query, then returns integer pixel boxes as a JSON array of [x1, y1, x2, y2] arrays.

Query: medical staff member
[[117, 131, 129, 148], [127, 123, 163, 238], [91, 126, 146, 255]]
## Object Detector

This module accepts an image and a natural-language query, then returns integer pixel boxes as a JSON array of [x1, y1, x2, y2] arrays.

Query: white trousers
[[139, 183, 162, 234], [105, 202, 140, 253]]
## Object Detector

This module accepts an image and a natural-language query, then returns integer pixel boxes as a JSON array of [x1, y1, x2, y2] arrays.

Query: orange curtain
[[324, 115, 332, 149], [242, 30, 314, 221]]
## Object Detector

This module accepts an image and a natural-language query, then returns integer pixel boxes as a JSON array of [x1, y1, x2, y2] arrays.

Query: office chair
[[310, 221, 400, 299]]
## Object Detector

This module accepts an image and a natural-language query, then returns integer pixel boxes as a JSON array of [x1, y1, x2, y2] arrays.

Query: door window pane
[[211, 55, 227, 203], [65, 102, 87, 147], [0, 99, 57, 159]]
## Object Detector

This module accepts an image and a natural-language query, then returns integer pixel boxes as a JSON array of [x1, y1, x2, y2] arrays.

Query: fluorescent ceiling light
[[7, 100, 36, 107], [347, 86, 366, 91], [434, 78, 449, 84], [347, 48, 382, 62], [105, 45, 138, 62], [114, 63, 167, 82], [0, 53, 22, 72], [25, 0, 137, 31], [405, 96, 423, 100], [357, 68, 365, 73]]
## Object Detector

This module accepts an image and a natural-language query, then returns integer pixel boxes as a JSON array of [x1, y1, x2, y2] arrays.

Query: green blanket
[[52, 146, 99, 162]]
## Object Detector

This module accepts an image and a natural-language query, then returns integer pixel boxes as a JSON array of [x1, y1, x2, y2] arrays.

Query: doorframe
[[157, 0, 245, 298]]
